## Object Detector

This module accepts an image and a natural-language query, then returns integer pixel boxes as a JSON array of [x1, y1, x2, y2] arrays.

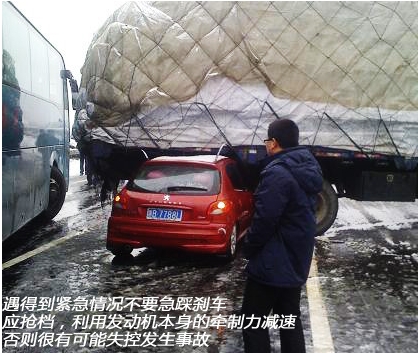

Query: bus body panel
[[2, 2, 70, 240]]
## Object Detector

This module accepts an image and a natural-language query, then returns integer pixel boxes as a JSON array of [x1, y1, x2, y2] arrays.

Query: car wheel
[[41, 166, 67, 220], [108, 245, 133, 257], [226, 224, 238, 260], [315, 179, 338, 236]]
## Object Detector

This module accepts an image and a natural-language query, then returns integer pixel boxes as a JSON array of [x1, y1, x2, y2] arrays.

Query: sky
[[11, 0, 130, 87]]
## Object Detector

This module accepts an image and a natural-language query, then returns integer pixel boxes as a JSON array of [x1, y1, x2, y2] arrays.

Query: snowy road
[[2, 160, 418, 352]]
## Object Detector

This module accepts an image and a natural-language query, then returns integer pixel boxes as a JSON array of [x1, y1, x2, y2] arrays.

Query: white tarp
[[79, 1, 418, 156]]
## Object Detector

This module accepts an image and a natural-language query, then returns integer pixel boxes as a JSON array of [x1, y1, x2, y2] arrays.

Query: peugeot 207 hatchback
[[107, 155, 253, 259]]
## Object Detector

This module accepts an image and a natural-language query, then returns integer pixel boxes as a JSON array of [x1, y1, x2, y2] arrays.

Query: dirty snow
[[326, 198, 418, 236]]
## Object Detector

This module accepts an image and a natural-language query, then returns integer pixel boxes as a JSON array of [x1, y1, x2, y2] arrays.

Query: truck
[[71, 136, 417, 237], [73, 1, 418, 235]]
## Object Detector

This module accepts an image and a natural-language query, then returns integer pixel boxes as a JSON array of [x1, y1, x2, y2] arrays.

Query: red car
[[107, 155, 253, 259]]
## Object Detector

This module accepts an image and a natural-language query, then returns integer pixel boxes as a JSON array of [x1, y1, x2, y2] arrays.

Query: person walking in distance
[[242, 119, 323, 353], [72, 104, 94, 186]]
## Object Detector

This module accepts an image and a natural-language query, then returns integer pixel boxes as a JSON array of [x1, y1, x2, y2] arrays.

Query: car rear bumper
[[107, 216, 232, 254]]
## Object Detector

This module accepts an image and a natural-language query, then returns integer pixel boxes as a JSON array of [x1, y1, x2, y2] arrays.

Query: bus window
[[30, 31, 49, 100], [49, 49, 64, 108], [2, 3, 31, 91]]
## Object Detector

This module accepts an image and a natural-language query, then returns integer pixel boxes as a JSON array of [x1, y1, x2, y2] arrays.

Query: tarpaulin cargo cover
[[79, 1, 418, 156]]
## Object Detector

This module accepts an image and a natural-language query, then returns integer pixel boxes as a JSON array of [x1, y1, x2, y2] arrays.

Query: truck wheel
[[42, 166, 67, 220], [315, 180, 338, 236]]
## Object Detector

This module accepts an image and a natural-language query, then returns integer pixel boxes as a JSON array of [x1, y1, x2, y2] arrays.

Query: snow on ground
[[326, 198, 418, 236], [69, 158, 80, 177]]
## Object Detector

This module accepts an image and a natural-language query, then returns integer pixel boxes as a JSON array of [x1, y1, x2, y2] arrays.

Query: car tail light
[[208, 201, 231, 214], [208, 200, 233, 222], [113, 194, 127, 209], [112, 192, 136, 216]]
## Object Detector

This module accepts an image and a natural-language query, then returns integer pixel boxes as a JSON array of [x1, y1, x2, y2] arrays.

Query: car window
[[128, 164, 220, 195], [226, 162, 247, 190]]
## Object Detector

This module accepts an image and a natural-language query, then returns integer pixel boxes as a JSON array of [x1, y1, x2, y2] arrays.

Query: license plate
[[146, 208, 182, 222]]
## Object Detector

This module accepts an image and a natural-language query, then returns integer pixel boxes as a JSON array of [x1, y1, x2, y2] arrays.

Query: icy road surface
[[2, 158, 417, 352]]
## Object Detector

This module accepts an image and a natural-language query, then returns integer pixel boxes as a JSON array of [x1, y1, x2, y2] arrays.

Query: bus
[[2, 2, 78, 240]]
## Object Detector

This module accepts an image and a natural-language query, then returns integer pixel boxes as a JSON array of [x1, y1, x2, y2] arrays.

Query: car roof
[[149, 155, 229, 164]]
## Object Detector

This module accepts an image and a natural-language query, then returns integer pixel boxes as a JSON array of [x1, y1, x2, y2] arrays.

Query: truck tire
[[42, 166, 67, 220], [315, 179, 338, 236]]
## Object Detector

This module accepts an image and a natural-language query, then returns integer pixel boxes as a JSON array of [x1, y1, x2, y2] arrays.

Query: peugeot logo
[[163, 194, 170, 201]]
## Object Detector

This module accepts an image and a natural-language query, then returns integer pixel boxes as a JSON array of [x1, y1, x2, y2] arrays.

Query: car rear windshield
[[128, 164, 220, 195]]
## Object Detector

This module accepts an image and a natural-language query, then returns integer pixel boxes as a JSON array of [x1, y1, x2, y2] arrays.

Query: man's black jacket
[[244, 146, 323, 287]]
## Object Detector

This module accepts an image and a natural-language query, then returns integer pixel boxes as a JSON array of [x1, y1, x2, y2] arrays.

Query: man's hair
[[267, 119, 299, 148]]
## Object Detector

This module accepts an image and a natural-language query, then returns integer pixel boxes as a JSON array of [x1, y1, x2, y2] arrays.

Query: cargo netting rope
[[78, 1, 418, 157]]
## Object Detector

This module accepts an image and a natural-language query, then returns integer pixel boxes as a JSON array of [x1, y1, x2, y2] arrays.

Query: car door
[[225, 161, 254, 234]]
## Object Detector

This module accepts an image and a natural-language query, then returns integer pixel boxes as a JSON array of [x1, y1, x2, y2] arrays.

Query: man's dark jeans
[[241, 278, 306, 353], [79, 150, 86, 175]]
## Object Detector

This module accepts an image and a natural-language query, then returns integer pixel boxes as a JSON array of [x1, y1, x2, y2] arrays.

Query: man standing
[[72, 106, 94, 186], [242, 119, 323, 353], [77, 141, 86, 176]]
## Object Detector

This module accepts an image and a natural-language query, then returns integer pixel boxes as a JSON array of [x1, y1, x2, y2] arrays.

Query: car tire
[[41, 166, 67, 220], [315, 179, 338, 236], [226, 224, 238, 260], [108, 245, 133, 257]]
